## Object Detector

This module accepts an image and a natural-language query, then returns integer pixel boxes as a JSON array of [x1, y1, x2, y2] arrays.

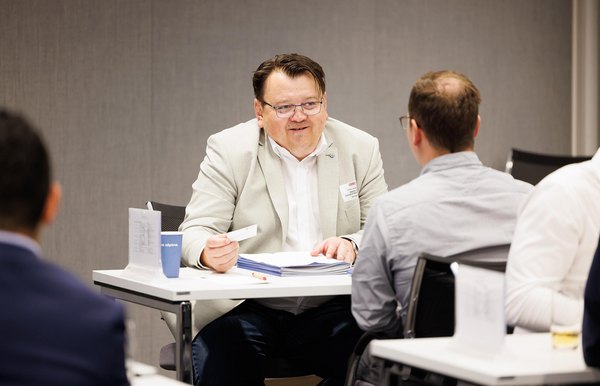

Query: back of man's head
[[408, 70, 481, 152], [0, 110, 50, 232]]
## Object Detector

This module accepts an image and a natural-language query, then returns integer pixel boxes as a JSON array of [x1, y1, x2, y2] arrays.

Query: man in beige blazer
[[180, 53, 387, 386]]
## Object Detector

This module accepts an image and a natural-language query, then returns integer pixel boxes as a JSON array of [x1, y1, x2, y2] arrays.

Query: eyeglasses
[[262, 99, 323, 119], [399, 115, 412, 130]]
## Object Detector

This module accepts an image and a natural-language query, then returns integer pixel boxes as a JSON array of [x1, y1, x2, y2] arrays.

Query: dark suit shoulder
[[0, 245, 128, 385]]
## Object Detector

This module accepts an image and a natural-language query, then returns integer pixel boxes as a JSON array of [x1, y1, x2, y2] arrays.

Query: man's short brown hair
[[408, 70, 482, 152], [252, 53, 326, 102]]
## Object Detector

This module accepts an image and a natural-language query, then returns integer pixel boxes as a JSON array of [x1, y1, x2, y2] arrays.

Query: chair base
[[159, 342, 177, 371]]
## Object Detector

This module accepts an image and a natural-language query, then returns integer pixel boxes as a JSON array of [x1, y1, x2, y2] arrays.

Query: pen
[[251, 272, 268, 281]]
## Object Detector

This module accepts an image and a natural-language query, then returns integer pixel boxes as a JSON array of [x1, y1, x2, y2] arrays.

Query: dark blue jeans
[[191, 295, 361, 386]]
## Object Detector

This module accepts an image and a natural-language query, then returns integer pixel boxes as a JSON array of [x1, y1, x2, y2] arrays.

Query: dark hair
[[408, 70, 482, 152], [252, 53, 326, 102], [0, 110, 51, 230]]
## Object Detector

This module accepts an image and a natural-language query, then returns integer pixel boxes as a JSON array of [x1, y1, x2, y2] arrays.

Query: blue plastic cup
[[160, 231, 183, 278]]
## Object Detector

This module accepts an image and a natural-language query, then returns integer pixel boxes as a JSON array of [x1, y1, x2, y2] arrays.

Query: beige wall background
[[0, 0, 576, 378]]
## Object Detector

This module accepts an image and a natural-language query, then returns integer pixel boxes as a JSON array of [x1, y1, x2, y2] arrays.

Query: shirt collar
[[420, 151, 482, 176], [269, 133, 328, 161], [592, 147, 600, 163], [0, 230, 42, 258]]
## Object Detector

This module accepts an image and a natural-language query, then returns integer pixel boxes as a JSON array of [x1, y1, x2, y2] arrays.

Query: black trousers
[[192, 295, 362, 386]]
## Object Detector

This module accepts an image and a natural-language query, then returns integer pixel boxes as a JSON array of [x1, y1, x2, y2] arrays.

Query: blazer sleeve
[[180, 132, 239, 268], [354, 135, 387, 246], [337, 128, 388, 248]]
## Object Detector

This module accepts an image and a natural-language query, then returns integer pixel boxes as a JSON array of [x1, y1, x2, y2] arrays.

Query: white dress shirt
[[506, 148, 600, 332], [256, 134, 335, 314], [269, 135, 326, 252]]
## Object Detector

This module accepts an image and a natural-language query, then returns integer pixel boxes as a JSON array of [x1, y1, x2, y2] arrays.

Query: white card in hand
[[227, 224, 257, 242]]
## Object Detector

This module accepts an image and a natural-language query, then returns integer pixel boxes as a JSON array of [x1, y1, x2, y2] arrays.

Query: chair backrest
[[403, 244, 510, 339], [505, 148, 592, 185], [146, 201, 186, 232], [344, 245, 510, 386]]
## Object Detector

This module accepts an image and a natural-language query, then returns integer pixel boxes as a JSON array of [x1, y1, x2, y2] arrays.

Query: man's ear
[[254, 99, 264, 128], [411, 121, 423, 147], [473, 115, 481, 138], [42, 182, 62, 225]]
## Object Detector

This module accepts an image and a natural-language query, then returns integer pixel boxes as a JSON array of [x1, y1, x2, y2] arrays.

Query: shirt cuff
[[196, 250, 210, 270], [341, 237, 359, 261]]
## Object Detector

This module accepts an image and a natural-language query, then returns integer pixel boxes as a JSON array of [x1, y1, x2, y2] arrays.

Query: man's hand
[[200, 234, 239, 272], [311, 237, 356, 264]]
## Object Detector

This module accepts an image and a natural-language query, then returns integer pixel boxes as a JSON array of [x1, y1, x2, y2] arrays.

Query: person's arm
[[505, 183, 585, 331], [180, 133, 239, 269], [91, 296, 130, 386], [351, 202, 406, 336], [346, 135, 387, 247], [312, 135, 388, 263]]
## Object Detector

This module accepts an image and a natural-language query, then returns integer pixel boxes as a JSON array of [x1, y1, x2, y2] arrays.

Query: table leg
[[175, 301, 193, 384]]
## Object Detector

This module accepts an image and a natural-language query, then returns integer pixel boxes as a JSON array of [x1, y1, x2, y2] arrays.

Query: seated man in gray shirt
[[351, 70, 532, 385]]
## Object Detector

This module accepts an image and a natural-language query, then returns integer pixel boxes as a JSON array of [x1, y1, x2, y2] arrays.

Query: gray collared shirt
[[352, 151, 532, 335]]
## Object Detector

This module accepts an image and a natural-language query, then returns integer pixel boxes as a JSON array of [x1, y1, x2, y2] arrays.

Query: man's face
[[254, 71, 328, 160]]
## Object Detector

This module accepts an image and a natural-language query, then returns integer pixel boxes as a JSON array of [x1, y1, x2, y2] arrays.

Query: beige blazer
[[170, 117, 387, 336], [180, 117, 388, 267]]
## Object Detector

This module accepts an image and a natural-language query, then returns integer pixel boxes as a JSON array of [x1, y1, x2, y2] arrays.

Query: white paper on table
[[453, 263, 506, 355], [237, 251, 351, 276], [239, 251, 335, 267], [123, 208, 163, 279]]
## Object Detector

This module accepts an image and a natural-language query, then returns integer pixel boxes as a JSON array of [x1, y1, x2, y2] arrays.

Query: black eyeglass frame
[[399, 115, 419, 130], [262, 99, 324, 118]]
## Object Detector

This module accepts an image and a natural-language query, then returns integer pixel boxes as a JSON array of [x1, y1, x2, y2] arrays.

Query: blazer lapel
[[317, 143, 339, 238], [257, 132, 288, 246]]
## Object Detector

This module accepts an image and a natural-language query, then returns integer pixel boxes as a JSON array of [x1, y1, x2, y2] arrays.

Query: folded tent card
[[123, 208, 163, 279], [453, 262, 506, 355]]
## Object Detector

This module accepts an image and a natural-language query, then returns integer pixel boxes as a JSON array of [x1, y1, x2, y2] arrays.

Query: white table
[[370, 333, 600, 385], [93, 267, 351, 384], [128, 361, 188, 386]]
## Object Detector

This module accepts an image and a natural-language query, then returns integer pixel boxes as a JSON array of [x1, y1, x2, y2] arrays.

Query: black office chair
[[146, 201, 186, 233], [403, 245, 509, 340], [146, 201, 315, 380], [345, 245, 510, 386], [505, 148, 592, 185]]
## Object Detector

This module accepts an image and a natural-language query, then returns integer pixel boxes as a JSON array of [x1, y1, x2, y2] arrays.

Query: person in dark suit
[[583, 236, 600, 367], [0, 110, 130, 386]]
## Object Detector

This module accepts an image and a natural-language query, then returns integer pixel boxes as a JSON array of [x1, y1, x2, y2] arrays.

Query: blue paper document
[[238, 252, 351, 276]]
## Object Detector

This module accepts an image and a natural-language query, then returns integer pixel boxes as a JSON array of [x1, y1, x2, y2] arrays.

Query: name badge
[[339, 181, 358, 202]]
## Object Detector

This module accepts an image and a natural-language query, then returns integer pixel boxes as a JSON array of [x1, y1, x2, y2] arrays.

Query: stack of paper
[[237, 252, 351, 276]]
